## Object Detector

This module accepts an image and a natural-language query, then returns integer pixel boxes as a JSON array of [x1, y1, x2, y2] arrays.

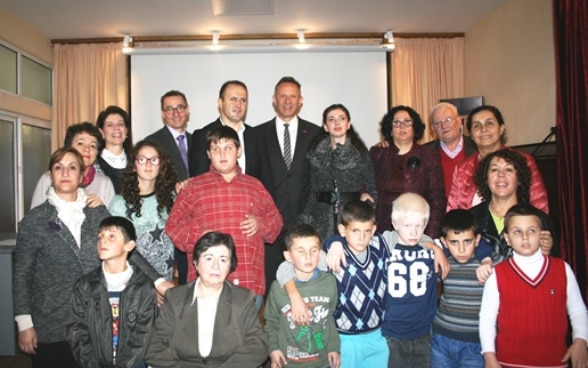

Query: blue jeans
[[387, 333, 430, 367], [430, 333, 483, 368]]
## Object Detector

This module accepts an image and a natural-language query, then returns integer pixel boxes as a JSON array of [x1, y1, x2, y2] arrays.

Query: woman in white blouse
[[96, 105, 132, 193]]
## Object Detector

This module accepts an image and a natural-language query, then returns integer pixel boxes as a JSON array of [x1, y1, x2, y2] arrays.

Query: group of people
[[13, 76, 587, 368]]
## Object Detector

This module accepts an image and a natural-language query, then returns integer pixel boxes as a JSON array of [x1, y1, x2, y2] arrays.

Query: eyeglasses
[[136, 156, 160, 165], [162, 105, 187, 115], [392, 119, 413, 128], [432, 116, 456, 128]]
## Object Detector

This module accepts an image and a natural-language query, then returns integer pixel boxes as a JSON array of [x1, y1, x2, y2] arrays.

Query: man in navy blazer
[[189, 80, 261, 178], [145, 90, 192, 284], [253, 76, 320, 295]]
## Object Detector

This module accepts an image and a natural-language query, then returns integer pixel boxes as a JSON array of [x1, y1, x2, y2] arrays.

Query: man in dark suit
[[253, 76, 320, 295], [145, 89, 192, 284], [424, 102, 478, 198], [189, 80, 260, 178]]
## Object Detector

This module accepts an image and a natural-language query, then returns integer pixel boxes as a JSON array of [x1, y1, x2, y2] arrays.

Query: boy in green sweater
[[264, 223, 340, 368]]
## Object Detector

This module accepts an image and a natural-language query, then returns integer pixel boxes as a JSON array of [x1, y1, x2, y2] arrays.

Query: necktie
[[176, 135, 189, 173], [283, 124, 292, 170]]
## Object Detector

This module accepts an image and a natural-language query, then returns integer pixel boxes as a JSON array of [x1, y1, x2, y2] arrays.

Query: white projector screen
[[130, 52, 388, 148]]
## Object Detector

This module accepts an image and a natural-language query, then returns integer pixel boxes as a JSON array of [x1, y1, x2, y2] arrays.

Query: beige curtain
[[390, 37, 464, 142], [52, 43, 128, 149]]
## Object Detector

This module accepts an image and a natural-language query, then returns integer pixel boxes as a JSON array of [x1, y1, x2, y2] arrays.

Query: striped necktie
[[283, 124, 292, 170]]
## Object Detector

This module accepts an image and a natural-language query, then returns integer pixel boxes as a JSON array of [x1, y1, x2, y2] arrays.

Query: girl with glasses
[[108, 140, 177, 281]]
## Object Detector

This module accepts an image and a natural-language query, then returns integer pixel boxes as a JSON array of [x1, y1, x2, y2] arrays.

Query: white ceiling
[[0, 0, 508, 40]]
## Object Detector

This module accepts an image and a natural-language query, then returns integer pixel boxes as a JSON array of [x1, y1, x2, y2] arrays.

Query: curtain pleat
[[391, 38, 464, 142], [553, 0, 588, 300], [52, 43, 128, 149]]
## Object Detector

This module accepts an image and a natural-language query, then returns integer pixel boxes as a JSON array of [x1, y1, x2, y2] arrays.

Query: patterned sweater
[[324, 234, 388, 334], [109, 193, 174, 281]]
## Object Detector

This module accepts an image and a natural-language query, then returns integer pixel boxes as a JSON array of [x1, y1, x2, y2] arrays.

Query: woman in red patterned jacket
[[446, 105, 548, 213], [370, 105, 446, 238]]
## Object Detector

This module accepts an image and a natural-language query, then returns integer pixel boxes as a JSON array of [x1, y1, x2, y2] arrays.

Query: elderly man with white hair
[[424, 102, 478, 197]]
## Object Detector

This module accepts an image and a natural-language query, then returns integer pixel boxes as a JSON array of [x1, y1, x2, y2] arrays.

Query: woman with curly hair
[[109, 140, 177, 280], [299, 104, 377, 241], [470, 149, 556, 257], [369, 106, 446, 237], [447, 105, 548, 213]]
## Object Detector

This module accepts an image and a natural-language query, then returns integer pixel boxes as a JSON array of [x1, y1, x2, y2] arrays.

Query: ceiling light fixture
[[295, 30, 310, 50], [122, 34, 134, 53], [297, 30, 305, 43], [383, 30, 395, 50]]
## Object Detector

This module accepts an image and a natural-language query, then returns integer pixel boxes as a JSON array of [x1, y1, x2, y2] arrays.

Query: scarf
[[81, 165, 96, 187], [47, 187, 87, 247]]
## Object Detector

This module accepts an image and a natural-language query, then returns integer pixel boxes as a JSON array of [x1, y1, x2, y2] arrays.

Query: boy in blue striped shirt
[[431, 209, 502, 367]]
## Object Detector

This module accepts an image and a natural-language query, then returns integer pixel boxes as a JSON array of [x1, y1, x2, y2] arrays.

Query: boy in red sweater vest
[[479, 205, 587, 368]]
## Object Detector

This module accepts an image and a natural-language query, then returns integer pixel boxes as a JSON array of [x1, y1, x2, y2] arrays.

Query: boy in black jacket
[[67, 216, 157, 368]]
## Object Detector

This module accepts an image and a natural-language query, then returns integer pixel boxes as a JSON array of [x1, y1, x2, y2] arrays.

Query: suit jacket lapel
[[162, 127, 189, 179], [291, 120, 312, 169]]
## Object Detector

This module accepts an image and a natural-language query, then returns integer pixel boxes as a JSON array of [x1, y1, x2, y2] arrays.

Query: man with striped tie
[[253, 76, 320, 296]]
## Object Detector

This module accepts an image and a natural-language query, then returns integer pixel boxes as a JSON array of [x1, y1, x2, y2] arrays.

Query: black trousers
[[32, 341, 78, 368]]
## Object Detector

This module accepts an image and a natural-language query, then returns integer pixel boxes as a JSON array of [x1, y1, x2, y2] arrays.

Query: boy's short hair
[[193, 232, 238, 273], [206, 126, 241, 150], [340, 200, 376, 226], [99, 216, 137, 242], [284, 224, 320, 251], [440, 209, 479, 238], [504, 204, 545, 233], [391, 192, 430, 223]]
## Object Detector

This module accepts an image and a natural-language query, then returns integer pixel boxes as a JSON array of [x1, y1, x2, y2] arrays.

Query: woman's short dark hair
[[63, 122, 103, 152], [193, 232, 238, 273], [49, 146, 85, 172], [466, 105, 507, 144], [95, 105, 132, 153], [474, 149, 531, 204], [380, 105, 426, 144]]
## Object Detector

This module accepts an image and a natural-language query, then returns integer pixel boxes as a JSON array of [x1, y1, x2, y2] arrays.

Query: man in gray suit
[[253, 76, 320, 295], [424, 102, 478, 197], [145, 90, 192, 284]]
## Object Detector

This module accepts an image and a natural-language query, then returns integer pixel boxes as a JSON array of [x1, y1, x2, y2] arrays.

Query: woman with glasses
[[96, 105, 133, 193], [109, 140, 177, 281], [446, 105, 548, 213], [298, 103, 377, 241], [370, 106, 446, 237]]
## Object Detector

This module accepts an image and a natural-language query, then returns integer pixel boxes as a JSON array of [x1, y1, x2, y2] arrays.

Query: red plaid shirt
[[166, 167, 282, 295]]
